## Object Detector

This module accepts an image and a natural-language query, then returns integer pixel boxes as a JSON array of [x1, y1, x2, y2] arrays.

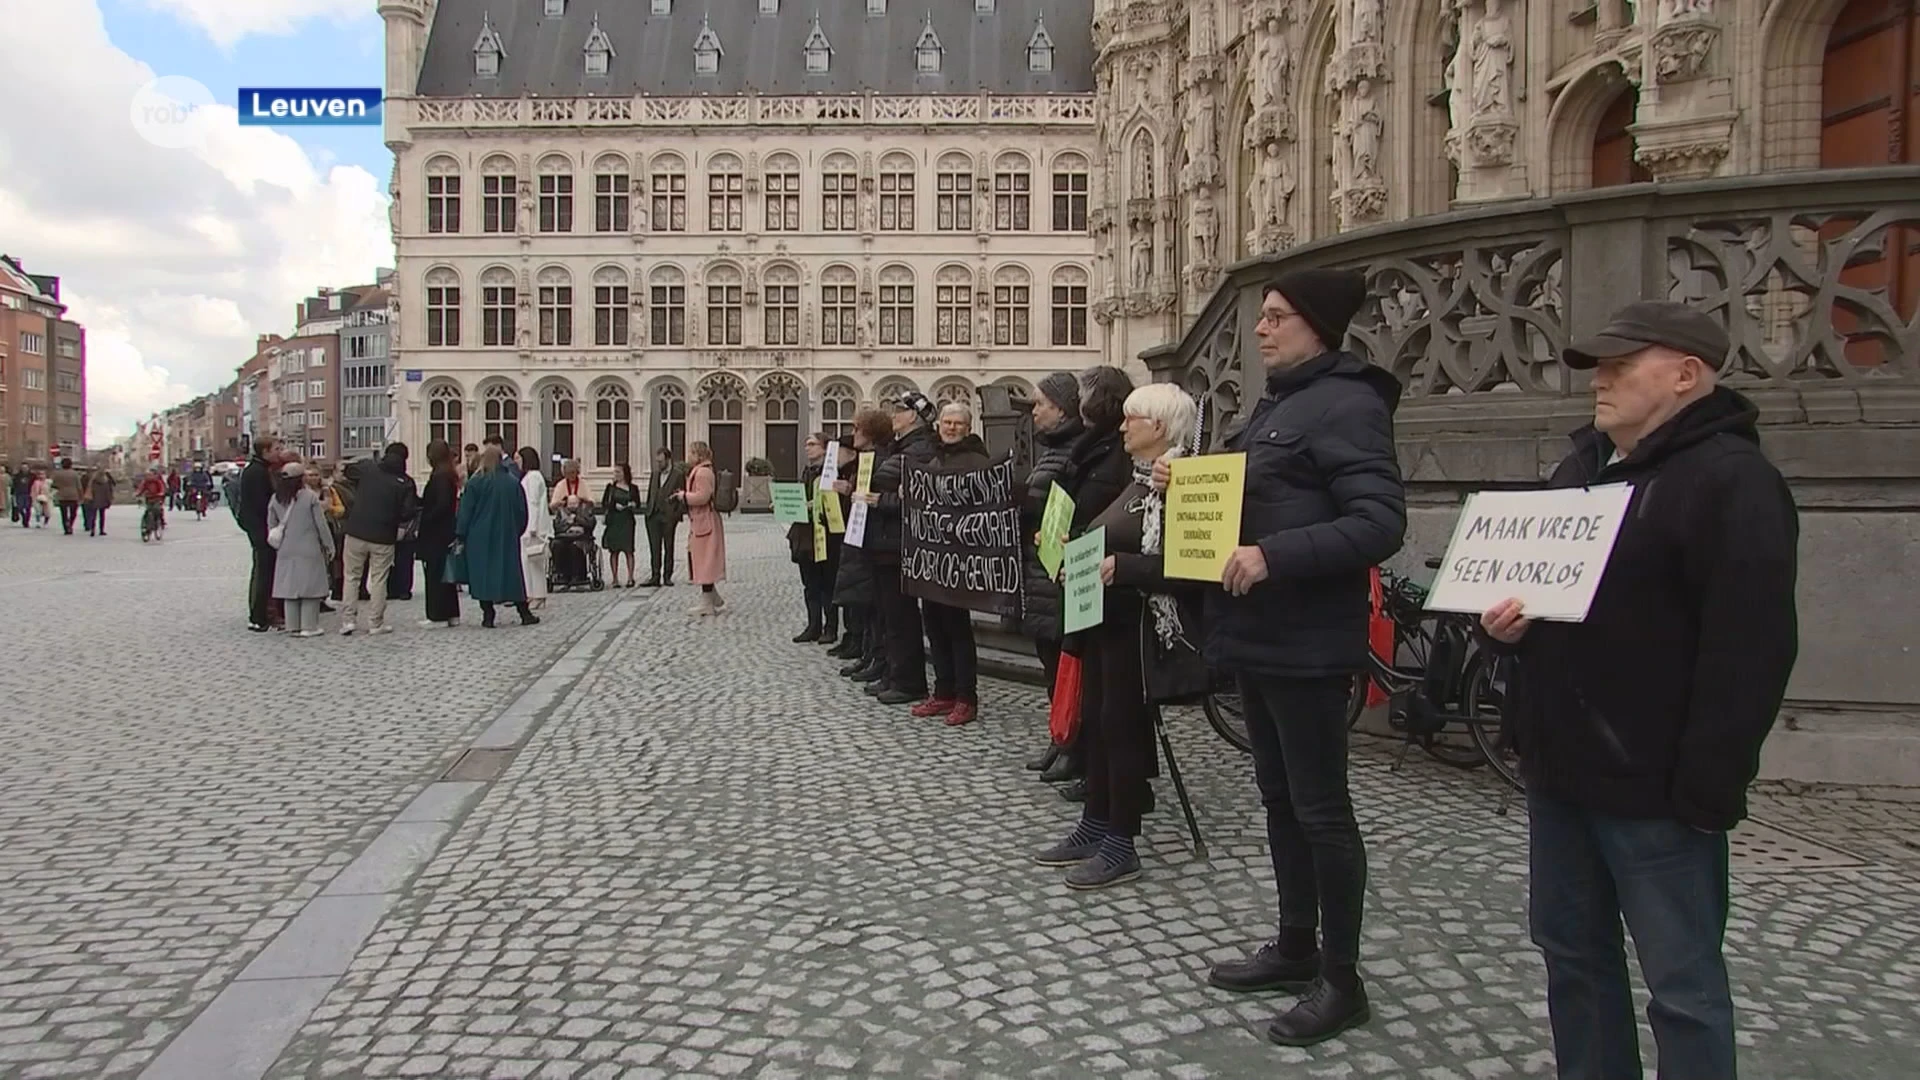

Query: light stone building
[[379, 0, 1100, 483]]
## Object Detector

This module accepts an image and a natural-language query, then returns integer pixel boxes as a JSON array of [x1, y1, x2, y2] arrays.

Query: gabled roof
[[801, 12, 832, 54], [914, 13, 943, 54], [692, 13, 723, 55], [473, 11, 506, 56], [583, 13, 614, 56], [1027, 15, 1054, 51]]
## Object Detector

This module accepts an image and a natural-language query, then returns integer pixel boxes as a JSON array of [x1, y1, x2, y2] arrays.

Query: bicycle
[[140, 503, 166, 542]]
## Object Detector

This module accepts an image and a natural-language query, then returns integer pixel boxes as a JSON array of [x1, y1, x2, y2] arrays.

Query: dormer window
[[1027, 16, 1054, 72], [975, 0, 993, 11], [544, 0, 564, 15], [867, 0, 885, 14], [759, 0, 778, 12], [692, 14, 723, 76], [583, 13, 614, 76], [650, 0, 669, 13], [803, 14, 833, 74], [473, 12, 506, 78], [914, 15, 943, 74]]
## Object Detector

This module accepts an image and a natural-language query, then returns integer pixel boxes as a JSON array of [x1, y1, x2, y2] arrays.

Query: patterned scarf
[[1132, 450, 1191, 653]]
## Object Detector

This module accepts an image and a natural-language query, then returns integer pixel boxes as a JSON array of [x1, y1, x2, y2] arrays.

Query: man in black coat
[[1202, 269, 1406, 1046], [643, 447, 687, 586], [863, 392, 939, 705], [238, 436, 280, 631], [1481, 301, 1798, 1080], [338, 443, 418, 636]]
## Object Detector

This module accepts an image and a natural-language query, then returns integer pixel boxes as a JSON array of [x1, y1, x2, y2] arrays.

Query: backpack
[[711, 467, 739, 514]]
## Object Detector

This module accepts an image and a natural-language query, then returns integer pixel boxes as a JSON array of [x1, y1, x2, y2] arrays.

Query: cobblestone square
[[2, 516, 1915, 1079]]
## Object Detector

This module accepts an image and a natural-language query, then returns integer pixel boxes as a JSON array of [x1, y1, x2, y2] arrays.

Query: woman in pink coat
[[673, 441, 728, 616]]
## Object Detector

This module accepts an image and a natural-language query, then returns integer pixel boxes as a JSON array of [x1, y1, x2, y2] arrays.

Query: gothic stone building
[[1092, 0, 1920, 783], [380, 0, 1099, 484]]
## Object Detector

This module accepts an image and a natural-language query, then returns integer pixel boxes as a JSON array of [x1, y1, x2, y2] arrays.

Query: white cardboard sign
[[1424, 485, 1635, 622]]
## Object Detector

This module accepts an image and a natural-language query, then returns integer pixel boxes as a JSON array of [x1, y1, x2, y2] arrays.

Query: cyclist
[[187, 463, 215, 518], [137, 465, 168, 540]]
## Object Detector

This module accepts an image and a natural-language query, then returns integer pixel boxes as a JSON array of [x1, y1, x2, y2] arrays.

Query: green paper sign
[[1062, 527, 1105, 635], [770, 481, 810, 524], [1038, 482, 1075, 579]]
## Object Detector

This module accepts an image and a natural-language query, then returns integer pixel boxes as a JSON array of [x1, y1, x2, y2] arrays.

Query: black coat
[[1075, 478, 1211, 706], [416, 467, 458, 555], [342, 455, 419, 545], [867, 427, 933, 564], [238, 454, 273, 545], [929, 432, 991, 470], [1500, 387, 1798, 831], [1020, 418, 1084, 640], [1204, 351, 1407, 678], [1062, 423, 1132, 536], [787, 462, 848, 566]]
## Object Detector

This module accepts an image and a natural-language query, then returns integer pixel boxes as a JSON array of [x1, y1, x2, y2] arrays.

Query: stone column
[[1632, 0, 1733, 181], [1181, 4, 1229, 308], [1446, 0, 1528, 203]]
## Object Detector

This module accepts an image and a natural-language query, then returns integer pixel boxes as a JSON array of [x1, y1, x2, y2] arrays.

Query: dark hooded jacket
[[834, 440, 892, 605], [867, 424, 936, 565], [342, 452, 419, 546], [1204, 350, 1408, 677], [1497, 386, 1798, 831], [1020, 416, 1085, 640], [238, 451, 274, 545], [929, 432, 990, 471], [1061, 421, 1132, 536]]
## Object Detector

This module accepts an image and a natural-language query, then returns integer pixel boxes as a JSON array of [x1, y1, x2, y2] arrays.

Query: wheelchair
[[546, 530, 605, 592]]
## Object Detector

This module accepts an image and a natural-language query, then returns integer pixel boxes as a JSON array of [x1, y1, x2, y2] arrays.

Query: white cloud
[[137, 0, 371, 48], [0, 1, 392, 445]]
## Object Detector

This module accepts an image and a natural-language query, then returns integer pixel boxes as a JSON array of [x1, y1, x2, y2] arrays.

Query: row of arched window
[[421, 150, 1090, 236], [419, 263, 1093, 350]]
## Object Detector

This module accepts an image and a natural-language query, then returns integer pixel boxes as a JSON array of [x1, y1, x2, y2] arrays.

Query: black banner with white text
[[901, 456, 1023, 617]]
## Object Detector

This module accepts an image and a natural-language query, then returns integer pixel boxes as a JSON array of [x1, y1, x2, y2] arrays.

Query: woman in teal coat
[[454, 447, 540, 629]]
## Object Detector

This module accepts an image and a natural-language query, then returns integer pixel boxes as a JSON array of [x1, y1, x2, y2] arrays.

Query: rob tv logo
[[238, 88, 383, 126]]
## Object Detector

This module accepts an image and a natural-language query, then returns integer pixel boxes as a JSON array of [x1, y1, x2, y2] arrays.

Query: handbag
[[266, 523, 285, 549], [444, 541, 468, 584], [1048, 652, 1083, 745]]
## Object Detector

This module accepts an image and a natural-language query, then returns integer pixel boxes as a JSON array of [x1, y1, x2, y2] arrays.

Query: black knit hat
[[1265, 269, 1368, 352], [1036, 372, 1080, 418]]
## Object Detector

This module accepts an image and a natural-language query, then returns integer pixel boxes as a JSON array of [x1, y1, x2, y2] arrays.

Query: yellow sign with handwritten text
[[1163, 452, 1247, 582]]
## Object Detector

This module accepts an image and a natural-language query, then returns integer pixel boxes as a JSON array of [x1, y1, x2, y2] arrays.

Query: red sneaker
[[910, 696, 956, 718], [945, 702, 977, 726]]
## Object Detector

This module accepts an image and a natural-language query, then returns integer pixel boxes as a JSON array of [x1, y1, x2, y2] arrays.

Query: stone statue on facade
[[1190, 187, 1219, 265], [1352, 0, 1384, 46], [1470, 0, 1515, 118], [1130, 229, 1154, 291], [1251, 25, 1281, 113], [860, 303, 876, 348], [1349, 79, 1383, 183], [1661, 0, 1712, 18], [1189, 92, 1219, 182]]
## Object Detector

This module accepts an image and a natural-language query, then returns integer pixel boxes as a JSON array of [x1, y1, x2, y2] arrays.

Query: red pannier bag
[[1049, 652, 1083, 745]]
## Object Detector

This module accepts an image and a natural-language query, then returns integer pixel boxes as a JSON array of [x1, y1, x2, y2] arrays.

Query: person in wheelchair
[[548, 494, 600, 590]]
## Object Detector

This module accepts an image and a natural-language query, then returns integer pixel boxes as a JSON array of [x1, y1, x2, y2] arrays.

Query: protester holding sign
[[831, 410, 896, 681], [1195, 269, 1406, 1048], [861, 392, 940, 705], [902, 402, 995, 726], [788, 434, 842, 644], [1019, 372, 1087, 776], [1033, 385, 1203, 890], [1479, 300, 1799, 1080]]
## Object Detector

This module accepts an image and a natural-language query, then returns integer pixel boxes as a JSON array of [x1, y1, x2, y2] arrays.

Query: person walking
[[1020, 372, 1086, 775], [1479, 301, 1799, 1080], [601, 463, 641, 588], [517, 447, 552, 610], [240, 437, 282, 632], [51, 458, 82, 534], [643, 447, 687, 587], [1200, 269, 1406, 1047], [165, 466, 182, 511], [10, 466, 31, 527], [862, 392, 940, 706], [30, 469, 52, 527], [416, 439, 462, 629], [84, 466, 115, 536], [913, 403, 992, 726], [338, 444, 417, 637], [268, 462, 335, 637], [455, 447, 539, 628], [673, 442, 728, 616]]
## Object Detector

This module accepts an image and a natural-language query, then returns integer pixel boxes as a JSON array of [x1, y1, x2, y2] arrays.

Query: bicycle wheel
[[1464, 651, 1523, 792], [1203, 684, 1252, 755]]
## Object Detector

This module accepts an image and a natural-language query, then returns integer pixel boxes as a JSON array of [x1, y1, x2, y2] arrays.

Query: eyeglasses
[[1258, 308, 1301, 327]]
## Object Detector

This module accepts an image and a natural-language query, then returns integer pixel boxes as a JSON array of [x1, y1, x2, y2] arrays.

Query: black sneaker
[[817, 629, 838, 646], [1064, 849, 1141, 890], [875, 688, 921, 706], [863, 681, 893, 698], [1057, 778, 1087, 803], [246, 623, 270, 633], [1208, 940, 1321, 994], [793, 627, 821, 643], [1264, 977, 1370, 1047], [852, 666, 887, 684], [838, 659, 868, 677]]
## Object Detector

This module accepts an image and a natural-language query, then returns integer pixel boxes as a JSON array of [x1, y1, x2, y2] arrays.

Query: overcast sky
[[0, 0, 395, 446]]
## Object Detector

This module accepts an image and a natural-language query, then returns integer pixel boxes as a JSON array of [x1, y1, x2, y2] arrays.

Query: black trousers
[[1238, 672, 1368, 973], [249, 539, 277, 628], [871, 562, 926, 695], [645, 516, 678, 582], [387, 541, 416, 598], [421, 549, 460, 623], [58, 501, 79, 533], [1080, 618, 1159, 837], [921, 600, 979, 703], [798, 559, 836, 631]]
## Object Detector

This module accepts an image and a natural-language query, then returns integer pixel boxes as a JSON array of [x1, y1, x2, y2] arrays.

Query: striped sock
[[1065, 816, 1108, 847], [1096, 832, 1136, 865]]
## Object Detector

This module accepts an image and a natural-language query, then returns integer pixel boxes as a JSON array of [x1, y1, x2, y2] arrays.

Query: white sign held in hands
[[1424, 485, 1634, 622]]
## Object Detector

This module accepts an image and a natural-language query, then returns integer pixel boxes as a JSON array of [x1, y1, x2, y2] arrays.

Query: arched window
[[993, 266, 1031, 346], [820, 265, 857, 346], [425, 267, 460, 347], [656, 384, 688, 460], [936, 151, 974, 231], [649, 266, 685, 345], [482, 383, 520, 448], [936, 380, 978, 420], [706, 264, 743, 346], [763, 264, 800, 346], [427, 383, 464, 446], [704, 378, 746, 478], [481, 154, 516, 233], [878, 151, 915, 231], [593, 152, 630, 232], [761, 375, 803, 479], [1050, 151, 1088, 232], [1050, 265, 1089, 347], [540, 383, 577, 465], [874, 377, 918, 406], [707, 152, 744, 232], [593, 383, 632, 468], [821, 152, 857, 231], [993, 151, 1031, 231], [764, 152, 800, 231], [537, 153, 574, 233], [425, 155, 461, 234], [878, 265, 915, 346], [935, 265, 973, 346], [649, 153, 687, 232], [819, 381, 857, 441], [480, 267, 517, 346], [537, 266, 572, 346], [593, 266, 630, 346]]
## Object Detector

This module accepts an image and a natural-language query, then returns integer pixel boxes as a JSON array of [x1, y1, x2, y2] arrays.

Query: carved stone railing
[[401, 93, 1095, 130]]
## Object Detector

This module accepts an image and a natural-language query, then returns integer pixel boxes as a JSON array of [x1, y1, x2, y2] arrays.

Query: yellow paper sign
[[1163, 452, 1247, 582], [813, 518, 828, 561], [855, 451, 875, 494], [819, 486, 845, 533]]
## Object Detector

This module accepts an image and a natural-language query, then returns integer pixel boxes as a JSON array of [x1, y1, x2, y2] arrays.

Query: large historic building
[[379, 0, 1100, 482]]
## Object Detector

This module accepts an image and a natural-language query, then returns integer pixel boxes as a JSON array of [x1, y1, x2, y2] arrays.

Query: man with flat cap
[[1481, 300, 1799, 1080]]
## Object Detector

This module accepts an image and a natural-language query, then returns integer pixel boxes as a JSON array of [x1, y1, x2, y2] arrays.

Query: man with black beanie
[[1199, 268, 1407, 1045]]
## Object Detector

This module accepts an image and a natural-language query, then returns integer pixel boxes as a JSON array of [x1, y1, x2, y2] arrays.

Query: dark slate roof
[[415, 0, 1094, 98]]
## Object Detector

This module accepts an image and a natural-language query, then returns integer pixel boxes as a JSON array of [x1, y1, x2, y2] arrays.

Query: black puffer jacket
[[1020, 417, 1084, 639], [929, 432, 990, 470], [1062, 422, 1132, 536], [342, 453, 420, 546], [867, 425, 935, 564], [1205, 350, 1407, 677]]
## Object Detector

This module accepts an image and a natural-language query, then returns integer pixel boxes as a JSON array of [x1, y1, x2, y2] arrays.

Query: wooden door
[[709, 424, 742, 481], [1591, 86, 1652, 188]]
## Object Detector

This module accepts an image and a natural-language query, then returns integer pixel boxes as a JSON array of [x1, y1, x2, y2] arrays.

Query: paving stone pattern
[[0, 516, 618, 1078], [259, 519, 1918, 1080]]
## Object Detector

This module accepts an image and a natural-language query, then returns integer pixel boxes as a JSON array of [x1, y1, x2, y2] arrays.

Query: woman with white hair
[[914, 399, 993, 725], [1033, 383, 1208, 889]]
